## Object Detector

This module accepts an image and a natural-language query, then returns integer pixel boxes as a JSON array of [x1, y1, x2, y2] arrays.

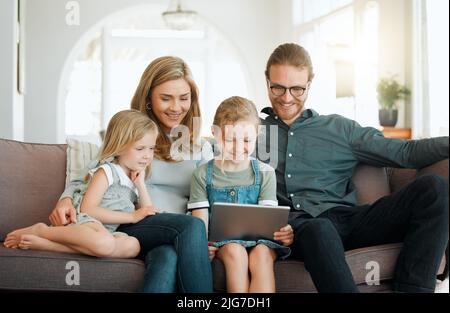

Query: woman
[[49, 56, 213, 293]]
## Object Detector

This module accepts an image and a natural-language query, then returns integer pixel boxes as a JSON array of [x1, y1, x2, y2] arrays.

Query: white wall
[[0, 0, 23, 141], [23, 0, 286, 143]]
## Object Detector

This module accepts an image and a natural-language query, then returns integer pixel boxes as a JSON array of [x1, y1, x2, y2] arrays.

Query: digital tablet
[[209, 202, 291, 242]]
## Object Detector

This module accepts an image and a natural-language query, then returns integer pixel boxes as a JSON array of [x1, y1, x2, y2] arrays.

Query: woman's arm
[[81, 169, 149, 224], [49, 197, 77, 226], [50, 179, 85, 226]]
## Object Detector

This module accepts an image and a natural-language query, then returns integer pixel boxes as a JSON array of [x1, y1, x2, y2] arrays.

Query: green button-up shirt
[[257, 107, 449, 218]]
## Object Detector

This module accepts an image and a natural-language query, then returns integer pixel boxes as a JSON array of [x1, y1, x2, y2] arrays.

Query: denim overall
[[206, 159, 290, 259]]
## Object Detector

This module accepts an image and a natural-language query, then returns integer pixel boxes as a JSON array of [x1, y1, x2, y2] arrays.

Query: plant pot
[[378, 109, 398, 127]]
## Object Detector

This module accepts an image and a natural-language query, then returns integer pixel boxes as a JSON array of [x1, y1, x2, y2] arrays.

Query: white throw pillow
[[65, 138, 100, 187]]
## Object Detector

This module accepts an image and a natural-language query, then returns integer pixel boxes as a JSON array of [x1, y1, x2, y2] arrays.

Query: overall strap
[[206, 159, 215, 188], [251, 159, 261, 185]]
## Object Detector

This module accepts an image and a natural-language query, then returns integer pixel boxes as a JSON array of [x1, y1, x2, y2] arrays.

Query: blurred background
[[0, 0, 448, 145]]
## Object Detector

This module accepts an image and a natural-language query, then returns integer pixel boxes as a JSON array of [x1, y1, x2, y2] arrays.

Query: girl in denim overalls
[[5, 110, 159, 258], [188, 96, 293, 292]]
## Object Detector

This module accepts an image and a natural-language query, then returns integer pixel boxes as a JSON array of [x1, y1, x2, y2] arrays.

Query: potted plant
[[377, 76, 410, 127]]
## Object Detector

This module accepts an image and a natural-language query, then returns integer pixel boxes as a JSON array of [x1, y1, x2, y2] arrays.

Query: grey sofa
[[0, 138, 447, 292]]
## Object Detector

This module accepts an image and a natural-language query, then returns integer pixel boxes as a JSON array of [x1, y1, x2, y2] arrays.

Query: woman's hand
[[130, 170, 146, 188], [49, 198, 77, 226], [274, 224, 294, 246], [132, 205, 158, 223], [208, 242, 218, 261]]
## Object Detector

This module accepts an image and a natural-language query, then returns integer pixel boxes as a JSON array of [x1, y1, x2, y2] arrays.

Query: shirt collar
[[261, 107, 318, 124]]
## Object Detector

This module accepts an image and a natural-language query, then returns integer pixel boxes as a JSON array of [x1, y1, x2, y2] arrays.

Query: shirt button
[[290, 193, 294, 197], [230, 190, 236, 196], [287, 174, 291, 178], [296, 204, 300, 208], [275, 116, 278, 120], [290, 132, 294, 136], [288, 153, 293, 157]]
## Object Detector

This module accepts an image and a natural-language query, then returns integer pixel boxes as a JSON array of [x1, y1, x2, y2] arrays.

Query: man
[[258, 43, 449, 292]]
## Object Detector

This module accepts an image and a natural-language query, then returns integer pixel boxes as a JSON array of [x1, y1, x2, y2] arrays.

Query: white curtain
[[412, 0, 449, 138]]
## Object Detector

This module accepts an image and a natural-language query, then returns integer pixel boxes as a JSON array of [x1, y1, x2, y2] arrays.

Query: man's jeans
[[117, 213, 212, 293], [290, 174, 449, 293]]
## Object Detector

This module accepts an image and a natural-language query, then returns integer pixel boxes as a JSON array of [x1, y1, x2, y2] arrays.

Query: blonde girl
[[188, 96, 294, 293], [4, 110, 158, 258]]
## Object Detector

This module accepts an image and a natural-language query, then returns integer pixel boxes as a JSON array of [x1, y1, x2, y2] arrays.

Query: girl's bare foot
[[4, 223, 48, 248], [18, 234, 77, 254]]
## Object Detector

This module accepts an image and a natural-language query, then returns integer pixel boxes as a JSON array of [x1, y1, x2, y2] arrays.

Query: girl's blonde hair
[[100, 109, 158, 178], [213, 96, 260, 134], [130, 56, 201, 162], [213, 96, 260, 168]]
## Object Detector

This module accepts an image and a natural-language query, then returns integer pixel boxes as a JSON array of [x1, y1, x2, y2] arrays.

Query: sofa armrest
[[388, 159, 449, 193], [417, 159, 449, 179]]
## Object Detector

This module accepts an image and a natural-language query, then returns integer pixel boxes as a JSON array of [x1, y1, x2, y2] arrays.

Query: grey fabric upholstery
[[0, 138, 447, 292], [0, 139, 67, 240], [0, 245, 144, 292]]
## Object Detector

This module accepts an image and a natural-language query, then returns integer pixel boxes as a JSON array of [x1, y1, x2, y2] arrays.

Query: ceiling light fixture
[[162, 0, 197, 31]]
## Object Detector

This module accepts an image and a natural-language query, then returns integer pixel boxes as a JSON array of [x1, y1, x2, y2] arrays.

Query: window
[[425, 0, 449, 136], [412, 0, 449, 138], [294, 0, 379, 126]]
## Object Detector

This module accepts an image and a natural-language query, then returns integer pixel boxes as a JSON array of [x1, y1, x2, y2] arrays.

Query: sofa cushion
[[212, 243, 446, 292], [0, 245, 145, 292], [0, 139, 67, 241]]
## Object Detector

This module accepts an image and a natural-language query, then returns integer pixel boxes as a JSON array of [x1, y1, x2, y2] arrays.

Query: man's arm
[[350, 122, 449, 169]]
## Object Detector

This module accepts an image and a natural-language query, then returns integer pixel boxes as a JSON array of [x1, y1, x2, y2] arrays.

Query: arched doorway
[[59, 4, 252, 145]]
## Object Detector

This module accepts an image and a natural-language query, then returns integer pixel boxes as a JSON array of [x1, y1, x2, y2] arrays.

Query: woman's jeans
[[117, 213, 212, 293]]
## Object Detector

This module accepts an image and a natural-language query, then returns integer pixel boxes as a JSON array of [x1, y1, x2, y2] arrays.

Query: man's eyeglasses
[[267, 80, 308, 98]]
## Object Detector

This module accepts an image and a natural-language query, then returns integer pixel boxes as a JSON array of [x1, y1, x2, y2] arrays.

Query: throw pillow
[[65, 138, 100, 187]]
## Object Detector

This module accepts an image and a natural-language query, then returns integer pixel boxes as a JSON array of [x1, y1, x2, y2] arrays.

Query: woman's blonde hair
[[213, 96, 260, 168], [130, 56, 201, 162], [100, 109, 158, 178]]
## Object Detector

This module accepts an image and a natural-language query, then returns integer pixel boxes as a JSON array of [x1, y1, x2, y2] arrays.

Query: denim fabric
[[206, 159, 261, 205], [117, 213, 212, 293], [206, 159, 290, 259], [289, 175, 449, 293], [141, 245, 177, 292]]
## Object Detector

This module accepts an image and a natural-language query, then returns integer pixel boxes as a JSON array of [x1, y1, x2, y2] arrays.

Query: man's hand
[[133, 205, 158, 223], [274, 224, 294, 246], [49, 198, 77, 226], [208, 242, 218, 261]]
